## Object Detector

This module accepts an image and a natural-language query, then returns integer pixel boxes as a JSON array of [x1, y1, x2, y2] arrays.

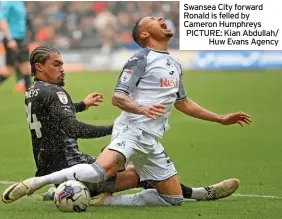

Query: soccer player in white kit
[[3, 17, 251, 206]]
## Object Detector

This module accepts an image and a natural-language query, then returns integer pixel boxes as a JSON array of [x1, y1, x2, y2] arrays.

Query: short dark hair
[[132, 18, 143, 47], [30, 45, 60, 76]]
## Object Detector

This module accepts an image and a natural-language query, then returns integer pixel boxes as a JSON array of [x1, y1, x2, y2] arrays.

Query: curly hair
[[30, 45, 60, 76]]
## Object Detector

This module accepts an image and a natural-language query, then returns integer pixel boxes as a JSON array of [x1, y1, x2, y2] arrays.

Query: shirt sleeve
[[60, 117, 113, 139], [114, 51, 148, 95], [47, 91, 76, 122], [176, 69, 187, 101], [74, 101, 86, 113], [0, 2, 11, 20]]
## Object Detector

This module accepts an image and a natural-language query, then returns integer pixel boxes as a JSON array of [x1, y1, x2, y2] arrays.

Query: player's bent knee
[[96, 149, 127, 177], [160, 194, 184, 206], [125, 165, 138, 176]]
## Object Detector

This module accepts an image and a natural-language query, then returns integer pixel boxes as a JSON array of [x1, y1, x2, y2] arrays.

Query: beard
[[166, 32, 174, 38], [56, 75, 65, 86], [57, 81, 65, 86]]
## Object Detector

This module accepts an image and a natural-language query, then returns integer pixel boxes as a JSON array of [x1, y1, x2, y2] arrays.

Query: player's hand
[[83, 92, 103, 109], [7, 39, 17, 51], [141, 104, 166, 120], [219, 112, 252, 127]]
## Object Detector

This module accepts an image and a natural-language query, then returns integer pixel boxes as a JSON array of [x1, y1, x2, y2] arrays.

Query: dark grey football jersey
[[114, 48, 187, 138], [25, 80, 88, 175]]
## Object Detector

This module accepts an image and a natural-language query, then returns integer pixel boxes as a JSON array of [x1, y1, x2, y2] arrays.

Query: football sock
[[190, 187, 208, 200], [30, 163, 106, 190], [85, 176, 117, 197], [0, 75, 8, 84], [104, 189, 182, 206], [139, 181, 195, 200], [23, 75, 31, 90], [180, 183, 193, 198]]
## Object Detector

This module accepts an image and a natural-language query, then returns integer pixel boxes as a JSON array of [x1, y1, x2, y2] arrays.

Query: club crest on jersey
[[56, 91, 68, 104], [166, 59, 173, 68], [121, 69, 133, 83]]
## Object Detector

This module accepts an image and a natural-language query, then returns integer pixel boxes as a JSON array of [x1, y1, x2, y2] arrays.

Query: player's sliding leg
[[90, 176, 240, 204], [41, 164, 239, 202], [2, 149, 122, 203], [90, 175, 183, 206], [2, 163, 103, 203], [90, 175, 239, 206]]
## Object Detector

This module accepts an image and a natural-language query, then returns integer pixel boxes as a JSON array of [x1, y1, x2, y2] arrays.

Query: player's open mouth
[[160, 22, 167, 29]]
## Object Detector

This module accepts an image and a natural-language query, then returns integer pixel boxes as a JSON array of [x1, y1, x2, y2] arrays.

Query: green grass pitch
[[0, 70, 281, 219]]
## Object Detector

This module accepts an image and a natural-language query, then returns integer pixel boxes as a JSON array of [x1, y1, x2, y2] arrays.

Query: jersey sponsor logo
[[56, 91, 68, 104], [160, 77, 179, 88], [121, 69, 133, 83]]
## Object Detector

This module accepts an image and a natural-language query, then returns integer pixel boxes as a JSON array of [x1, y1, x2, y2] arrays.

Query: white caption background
[[179, 0, 282, 50]]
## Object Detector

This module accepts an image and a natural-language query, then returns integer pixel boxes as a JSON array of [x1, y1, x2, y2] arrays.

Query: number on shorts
[[26, 102, 42, 138]]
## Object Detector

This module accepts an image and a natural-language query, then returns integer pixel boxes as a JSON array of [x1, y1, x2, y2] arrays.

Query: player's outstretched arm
[[174, 98, 251, 127], [112, 92, 166, 120], [60, 117, 113, 139]]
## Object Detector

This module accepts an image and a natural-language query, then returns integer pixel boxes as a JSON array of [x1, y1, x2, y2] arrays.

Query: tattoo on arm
[[112, 92, 144, 115]]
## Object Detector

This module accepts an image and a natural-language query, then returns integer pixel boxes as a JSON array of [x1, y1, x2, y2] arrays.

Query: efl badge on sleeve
[[121, 69, 133, 83], [56, 91, 68, 104]]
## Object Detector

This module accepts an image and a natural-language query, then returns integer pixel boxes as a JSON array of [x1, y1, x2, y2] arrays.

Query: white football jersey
[[114, 48, 187, 138]]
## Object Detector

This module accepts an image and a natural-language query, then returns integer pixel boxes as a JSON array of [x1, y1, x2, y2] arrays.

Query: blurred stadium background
[[0, 1, 281, 71], [0, 1, 282, 219]]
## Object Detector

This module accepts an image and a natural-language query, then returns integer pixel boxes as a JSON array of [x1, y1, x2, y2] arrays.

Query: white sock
[[104, 189, 171, 206], [191, 187, 207, 200], [31, 163, 106, 190]]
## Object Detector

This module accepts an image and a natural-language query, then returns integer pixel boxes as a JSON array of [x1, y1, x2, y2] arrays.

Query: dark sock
[[138, 180, 154, 189], [181, 183, 193, 199], [15, 68, 23, 82], [23, 75, 31, 90], [138, 180, 193, 199], [0, 75, 8, 84]]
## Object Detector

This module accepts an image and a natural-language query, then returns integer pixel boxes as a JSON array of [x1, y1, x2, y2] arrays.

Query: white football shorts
[[107, 123, 177, 182]]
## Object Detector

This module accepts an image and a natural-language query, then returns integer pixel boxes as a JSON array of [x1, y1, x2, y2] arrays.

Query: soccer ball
[[54, 180, 91, 212]]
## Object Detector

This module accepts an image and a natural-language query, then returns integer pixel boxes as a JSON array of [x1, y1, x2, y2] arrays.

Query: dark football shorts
[[35, 153, 96, 177], [3, 38, 29, 66]]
